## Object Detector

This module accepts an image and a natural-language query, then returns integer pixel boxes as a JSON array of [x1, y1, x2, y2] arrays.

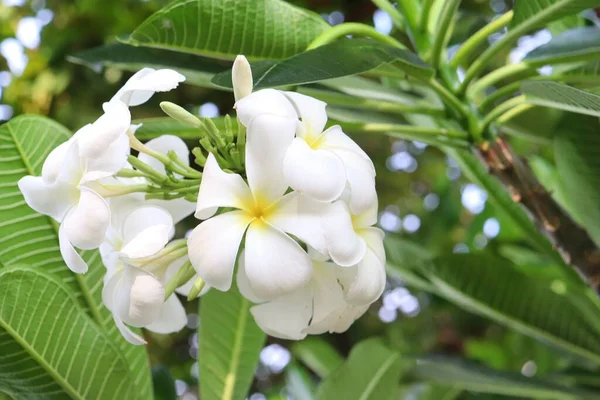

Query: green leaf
[[124, 0, 330, 61], [134, 117, 227, 140], [68, 43, 228, 88], [285, 362, 315, 400], [316, 339, 408, 400], [412, 356, 598, 399], [524, 27, 600, 65], [0, 115, 153, 399], [292, 337, 344, 379], [199, 284, 266, 400], [0, 265, 137, 399], [510, 0, 600, 31], [522, 80, 600, 116], [426, 253, 600, 364], [384, 237, 436, 292], [152, 365, 177, 400], [554, 113, 600, 247], [211, 39, 434, 89]]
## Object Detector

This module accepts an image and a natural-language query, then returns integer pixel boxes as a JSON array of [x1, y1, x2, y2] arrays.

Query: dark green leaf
[[524, 27, 600, 65], [69, 43, 229, 88], [0, 266, 138, 399], [316, 339, 409, 400], [199, 284, 266, 400], [124, 0, 330, 61], [522, 81, 600, 116], [510, 0, 600, 31], [292, 337, 344, 379], [211, 39, 434, 89], [426, 253, 600, 364], [412, 356, 599, 399], [152, 365, 177, 400]]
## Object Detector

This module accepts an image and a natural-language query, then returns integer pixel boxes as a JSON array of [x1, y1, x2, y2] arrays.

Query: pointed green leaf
[[199, 284, 266, 400], [316, 339, 409, 400], [124, 0, 330, 61], [510, 0, 600, 31], [211, 39, 434, 89], [0, 115, 153, 399], [522, 81, 600, 116], [69, 43, 228, 88], [524, 27, 600, 65], [285, 362, 315, 400], [426, 253, 600, 364], [0, 266, 137, 399]]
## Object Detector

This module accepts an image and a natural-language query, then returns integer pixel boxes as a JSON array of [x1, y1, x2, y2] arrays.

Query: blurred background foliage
[[2, 0, 599, 399]]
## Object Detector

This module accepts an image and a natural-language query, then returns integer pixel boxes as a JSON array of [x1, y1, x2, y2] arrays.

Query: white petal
[[232, 55, 253, 101], [250, 286, 312, 340], [114, 266, 164, 327], [236, 253, 265, 303], [310, 262, 346, 326], [267, 192, 328, 256], [63, 187, 110, 250], [283, 91, 328, 137], [56, 138, 86, 185], [337, 248, 386, 305], [138, 134, 189, 175], [148, 198, 196, 225], [18, 176, 78, 221], [121, 206, 173, 250], [195, 153, 253, 219], [352, 199, 379, 229], [244, 221, 312, 299], [283, 138, 346, 202], [187, 210, 252, 291], [235, 89, 297, 126], [332, 149, 377, 215], [145, 295, 187, 334], [78, 101, 131, 159], [245, 114, 296, 204], [322, 201, 366, 267], [121, 225, 172, 261], [112, 69, 185, 106], [106, 192, 145, 233], [115, 316, 147, 345], [320, 125, 374, 172], [331, 304, 369, 333], [359, 227, 386, 265], [58, 221, 89, 273], [41, 140, 71, 183], [83, 133, 130, 181], [102, 269, 120, 311]]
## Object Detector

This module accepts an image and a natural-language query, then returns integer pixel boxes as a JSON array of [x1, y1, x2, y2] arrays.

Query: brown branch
[[477, 136, 600, 291]]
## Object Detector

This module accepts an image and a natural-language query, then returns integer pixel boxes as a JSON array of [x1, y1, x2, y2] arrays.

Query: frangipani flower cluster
[[18, 56, 386, 344], [187, 56, 386, 339]]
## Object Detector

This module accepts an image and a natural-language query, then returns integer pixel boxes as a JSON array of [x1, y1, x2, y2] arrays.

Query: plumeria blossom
[[101, 205, 188, 345], [187, 114, 330, 300], [236, 89, 376, 214]]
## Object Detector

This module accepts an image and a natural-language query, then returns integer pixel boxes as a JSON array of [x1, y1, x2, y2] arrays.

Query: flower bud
[[232, 55, 253, 101], [160, 101, 203, 128]]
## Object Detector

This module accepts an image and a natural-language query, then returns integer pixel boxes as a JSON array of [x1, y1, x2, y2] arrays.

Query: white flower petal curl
[[114, 316, 147, 345], [244, 221, 312, 300], [148, 198, 196, 226], [195, 153, 253, 219], [235, 89, 297, 126], [334, 149, 377, 215], [145, 294, 187, 334], [63, 187, 110, 250], [138, 134, 189, 175], [337, 247, 386, 305], [58, 221, 89, 274], [111, 68, 185, 106], [17, 176, 78, 221], [82, 133, 130, 182], [78, 101, 131, 159], [309, 262, 346, 327], [320, 125, 374, 173], [359, 227, 386, 265], [322, 201, 366, 267], [113, 266, 165, 327], [121, 206, 173, 254], [283, 91, 328, 137], [41, 140, 71, 183], [245, 114, 296, 204], [188, 210, 252, 291]]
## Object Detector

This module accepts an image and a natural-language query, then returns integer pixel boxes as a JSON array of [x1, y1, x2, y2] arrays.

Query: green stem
[[419, 0, 434, 30], [395, 0, 420, 34], [187, 276, 207, 301], [430, 0, 461, 68], [306, 22, 405, 50], [496, 104, 534, 124], [480, 95, 526, 132], [164, 260, 196, 300], [450, 10, 513, 69], [371, 0, 405, 30], [467, 62, 535, 99], [298, 87, 445, 117], [428, 78, 469, 119]]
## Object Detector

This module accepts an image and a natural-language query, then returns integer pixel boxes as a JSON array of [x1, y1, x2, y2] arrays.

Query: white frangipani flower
[[188, 114, 329, 300], [236, 89, 376, 214], [101, 205, 187, 345], [110, 68, 186, 107]]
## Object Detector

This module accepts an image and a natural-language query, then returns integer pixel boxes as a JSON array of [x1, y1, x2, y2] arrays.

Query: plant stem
[[419, 0, 434, 30], [467, 62, 535, 99], [427, 79, 470, 119], [307, 22, 405, 50], [480, 95, 526, 132], [371, 0, 405, 30], [496, 104, 534, 124], [164, 260, 196, 300], [298, 87, 446, 117], [430, 0, 461, 68], [450, 10, 513, 69]]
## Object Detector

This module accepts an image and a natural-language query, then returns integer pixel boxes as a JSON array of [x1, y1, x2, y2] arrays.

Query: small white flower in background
[[101, 205, 188, 345], [236, 88, 376, 214]]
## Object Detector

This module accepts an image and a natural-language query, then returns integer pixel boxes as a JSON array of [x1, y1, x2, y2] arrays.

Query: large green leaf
[[425, 253, 600, 364], [316, 339, 408, 400], [124, 0, 330, 61], [0, 265, 136, 399], [0, 115, 152, 399], [524, 27, 600, 65], [510, 0, 600, 31], [292, 337, 344, 379], [198, 284, 266, 400], [68, 43, 228, 88], [522, 81, 600, 116], [554, 114, 600, 246], [211, 39, 434, 89], [412, 356, 599, 399]]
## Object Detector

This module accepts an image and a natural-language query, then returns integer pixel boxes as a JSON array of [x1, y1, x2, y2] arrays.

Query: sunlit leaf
[[510, 0, 600, 31]]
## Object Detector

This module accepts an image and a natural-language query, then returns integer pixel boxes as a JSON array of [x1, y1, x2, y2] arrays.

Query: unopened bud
[[232, 55, 253, 101], [160, 101, 202, 128]]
